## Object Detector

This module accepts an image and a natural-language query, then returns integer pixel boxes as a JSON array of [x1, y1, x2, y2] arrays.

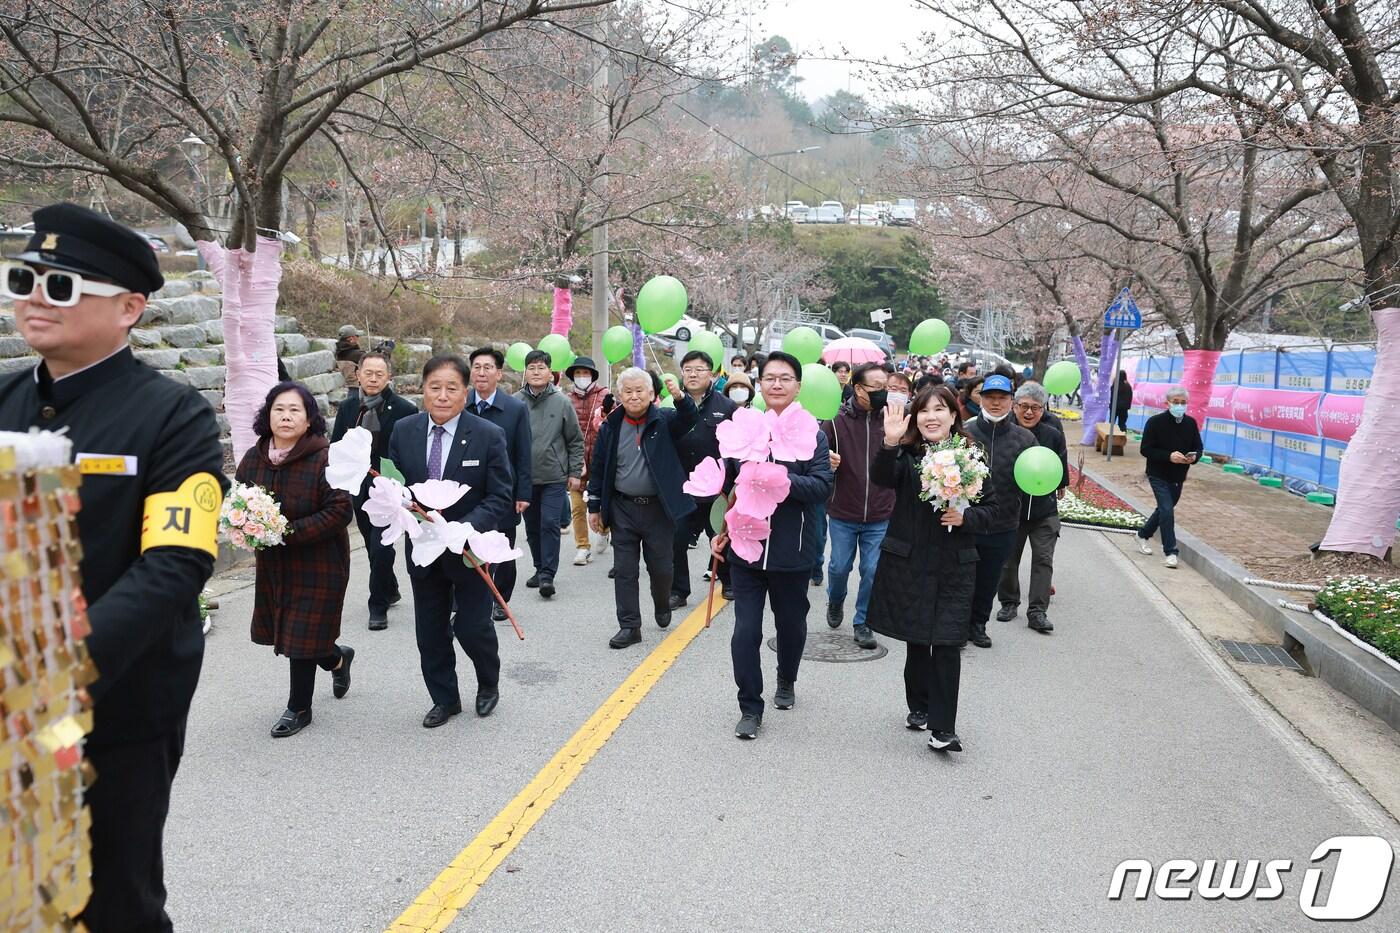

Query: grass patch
[[1315, 576, 1400, 663]]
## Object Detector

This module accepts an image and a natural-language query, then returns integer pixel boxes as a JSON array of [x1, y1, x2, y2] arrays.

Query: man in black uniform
[[0, 203, 228, 931]]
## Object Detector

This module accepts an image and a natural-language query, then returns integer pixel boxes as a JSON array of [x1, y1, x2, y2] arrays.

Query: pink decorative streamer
[[1179, 349, 1222, 427], [1321, 307, 1400, 557], [198, 236, 282, 463], [551, 285, 573, 335]]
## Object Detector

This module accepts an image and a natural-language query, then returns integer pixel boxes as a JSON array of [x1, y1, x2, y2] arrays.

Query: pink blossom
[[226, 508, 246, 526], [683, 457, 726, 498], [716, 407, 770, 461], [726, 509, 770, 563], [410, 479, 471, 511], [227, 528, 247, 550], [766, 404, 819, 462], [732, 461, 791, 519], [466, 527, 523, 564], [242, 522, 266, 540]]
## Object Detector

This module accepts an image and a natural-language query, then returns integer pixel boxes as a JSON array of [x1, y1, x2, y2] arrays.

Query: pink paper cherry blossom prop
[[683, 456, 726, 498], [325, 426, 373, 493], [725, 509, 771, 563], [716, 407, 771, 461], [766, 403, 819, 463], [732, 461, 791, 519]]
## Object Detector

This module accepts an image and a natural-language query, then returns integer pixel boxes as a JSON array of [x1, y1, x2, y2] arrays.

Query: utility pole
[[590, 16, 610, 372]]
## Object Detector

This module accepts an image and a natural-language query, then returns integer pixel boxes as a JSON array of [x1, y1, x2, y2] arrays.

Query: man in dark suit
[[387, 355, 515, 727], [331, 349, 417, 629], [466, 346, 532, 621]]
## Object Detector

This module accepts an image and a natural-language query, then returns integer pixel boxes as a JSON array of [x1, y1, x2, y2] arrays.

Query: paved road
[[165, 525, 1400, 931]]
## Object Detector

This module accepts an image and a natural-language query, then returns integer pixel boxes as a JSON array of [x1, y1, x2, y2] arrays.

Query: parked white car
[[847, 204, 884, 226], [653, 314, 709, 343], [762, 319, 848, 353], [812, 201, 845, 224], [888, 198, 918, 226], [784, 201, 810, 223]]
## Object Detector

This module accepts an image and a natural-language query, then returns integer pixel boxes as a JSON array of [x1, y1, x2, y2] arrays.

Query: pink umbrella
[[822, 336, 887, 365]]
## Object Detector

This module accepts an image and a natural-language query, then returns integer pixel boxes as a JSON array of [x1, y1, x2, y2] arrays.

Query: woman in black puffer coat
[[866, 384, 998, 753]]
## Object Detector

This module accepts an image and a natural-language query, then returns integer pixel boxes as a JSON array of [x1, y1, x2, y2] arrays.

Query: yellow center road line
[[387, 597, 725, 933]]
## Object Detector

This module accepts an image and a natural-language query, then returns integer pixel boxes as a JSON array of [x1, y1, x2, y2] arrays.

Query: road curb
[[1083, 465, 1400, 735]]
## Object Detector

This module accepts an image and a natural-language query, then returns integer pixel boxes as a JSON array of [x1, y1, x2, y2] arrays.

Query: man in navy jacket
[[588, 367, 698, 648], [671, 349, 737, 608], [388, 356, 514, 728], [712, 352, 835, 740]]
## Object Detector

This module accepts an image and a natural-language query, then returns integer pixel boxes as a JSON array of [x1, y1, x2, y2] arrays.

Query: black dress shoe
[[607, 567, 616, 579], [475, 690, 499, 717], [332, 646, 354, 699], [422, 703, 462, 728], [667, 593, 687, 610], [1028, 612, 1054, 633], [721, 584, 734, 601], [491, 605, 507, 622], [525, 574, 540, 588], [388, 592, 402, 606], [970, 625, 992, 648], [270, 708, 312, 738], [609, 627, 641, 648], [368, 612, 387, 631], [996, 604, 1018, 622], [826, 602, 844, 628], [656, 610, 672, 629], [538, 577, 555, 598]]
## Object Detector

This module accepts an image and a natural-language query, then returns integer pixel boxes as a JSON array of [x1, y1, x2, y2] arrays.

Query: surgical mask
[[887, 392, 909, 409], [864, 389, 888, 410], [1170, 403, 1187, 419], [730, 387, 751, 404], [573, 375, 593, 391], [981, 408, 1010, 424]]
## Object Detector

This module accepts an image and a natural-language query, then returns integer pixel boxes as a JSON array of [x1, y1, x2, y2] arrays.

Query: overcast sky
[[755, 0, 939, 103]]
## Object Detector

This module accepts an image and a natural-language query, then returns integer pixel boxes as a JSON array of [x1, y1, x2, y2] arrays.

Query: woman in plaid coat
[[235, 381, 355, 738]]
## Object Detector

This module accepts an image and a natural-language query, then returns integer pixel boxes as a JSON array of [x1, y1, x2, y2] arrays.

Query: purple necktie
[[428, 424, 445, 481]]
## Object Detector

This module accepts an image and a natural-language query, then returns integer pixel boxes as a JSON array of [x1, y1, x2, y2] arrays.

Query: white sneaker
[[1164, 554, 1179, 569], [1136, 538, 1153, 555], [591, 532, 610, 556], [573, 548, 592, 566], [702, 569, 714, 581]]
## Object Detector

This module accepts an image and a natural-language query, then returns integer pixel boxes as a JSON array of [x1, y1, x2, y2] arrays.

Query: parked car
[[873, 201, 894, 221], [654, 313, 709, 343], [142, 234, 170, 253], [847, 327, 896, 360], [763, 319, 847, 353], [784, 201, 810, 223], [888, 199, 919, 226], [812, 201, 845, 224], [847, 204, 884, 226]]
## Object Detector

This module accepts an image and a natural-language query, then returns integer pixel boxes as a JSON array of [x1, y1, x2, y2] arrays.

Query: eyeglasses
[[2, 261, 129, 307], [760, 375, 798, 386], [681, 366, 711, 376], [1015, 403, 1045, 414]]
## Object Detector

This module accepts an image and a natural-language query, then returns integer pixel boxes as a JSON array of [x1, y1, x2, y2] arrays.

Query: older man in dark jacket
[[331, 349, 417, 629], [468, 346, 533, 618], [713, 352, 835, 740], [589, 367, 699, 648], [671, 349, 737, 608], [996, 381, 1068, 634], [962, 371, 1038, 648]]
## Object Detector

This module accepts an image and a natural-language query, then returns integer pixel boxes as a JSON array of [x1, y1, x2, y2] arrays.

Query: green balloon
[[636, 275, 688, 334], [1014, 446, 1063, 497], [1043, 360, 1082, 396], [751, 392, 767, 412], [797, 363, 841, 419], [689, 331, 725, 372], [602, 325, 634, 365], [537, 333, 574, 372], [505, 341, 532, 371], [783, 326, 824, 365], [908, 318, 951, 356]]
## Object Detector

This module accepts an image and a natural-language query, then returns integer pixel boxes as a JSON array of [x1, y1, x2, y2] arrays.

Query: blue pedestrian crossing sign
[[1104, 288, 1142, 330]]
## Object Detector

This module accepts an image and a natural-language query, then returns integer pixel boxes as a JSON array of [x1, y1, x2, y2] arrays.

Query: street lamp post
[[180, 135, 208, 271]]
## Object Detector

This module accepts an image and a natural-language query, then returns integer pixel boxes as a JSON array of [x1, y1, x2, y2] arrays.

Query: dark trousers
[[288, 647, 344, 711], [997, 515, 1061, 615], [672, 495, 729, 599], [411, 563, 498, 706], [80, 728, 185, 933], [1115, 409, 1129, 432], [524, 482, 567, 581], [492, 523, 519, 603], [1139, 476, 1185, 556], [730, 564, 809, 717], [904, 643, 961, 732], [970, 529, 1018, 627], [611, 496, 675, 629], [354, 495, 400, 614], [810, 501, 828, 583]]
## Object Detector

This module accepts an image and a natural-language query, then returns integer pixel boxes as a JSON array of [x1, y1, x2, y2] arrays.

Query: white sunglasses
[[1, 261, 130, 307]]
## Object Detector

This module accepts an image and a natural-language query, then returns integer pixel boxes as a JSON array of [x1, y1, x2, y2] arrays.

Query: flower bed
[[1315, 576, 1400, 663], [1059, 465, 1145, 529], [1051, 407, 1082, 422]]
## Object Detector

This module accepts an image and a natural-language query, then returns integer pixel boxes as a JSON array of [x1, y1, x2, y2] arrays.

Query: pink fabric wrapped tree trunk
[[1180, 350, 1222, 427]]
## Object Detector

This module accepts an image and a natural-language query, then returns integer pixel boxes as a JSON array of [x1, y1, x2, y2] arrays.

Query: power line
[[673, 103, 838, 202]]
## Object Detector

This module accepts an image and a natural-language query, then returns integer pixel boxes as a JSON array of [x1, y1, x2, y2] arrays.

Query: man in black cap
[[0, 203, 228, 930], [336, 323, 365, 389]]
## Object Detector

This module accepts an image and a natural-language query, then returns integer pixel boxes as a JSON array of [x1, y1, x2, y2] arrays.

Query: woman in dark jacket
[[866, 384, 998, 753], [1114, 370, 1134, 432], [235, 381, 355, 738]]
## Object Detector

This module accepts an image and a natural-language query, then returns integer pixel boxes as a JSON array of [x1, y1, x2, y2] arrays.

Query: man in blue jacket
[[466, 346, 533, 620], [712, 351, 835, 740], [588, 367, 698, 648]]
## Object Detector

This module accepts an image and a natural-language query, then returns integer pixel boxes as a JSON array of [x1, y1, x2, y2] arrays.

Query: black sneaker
[[332, 646, 354, 699], [810, 573, 823, 588], [721, 583, 734, 601], [853, 624, 877, 649], [906, 711, 929, 731], [538, 577, 555, 598], [928, 730, 963, 752], [368, 611, 387, 631], [774, 678, 795, 710], [526, 574, 540, 588], [609, 628, 641, 649], [996, 605, 1018, 622], [1028, 612, 1054, 634], [826, 602, 844, 628], [735, 713, 762, 739], [970, 625, 992, 648], [667, 593, 687, 610], [607, 567, 616, 579]]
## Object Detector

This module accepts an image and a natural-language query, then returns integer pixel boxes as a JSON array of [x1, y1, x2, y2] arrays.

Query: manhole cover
[[768, 630, 889, 662], [1218, 640, 1303, 672]]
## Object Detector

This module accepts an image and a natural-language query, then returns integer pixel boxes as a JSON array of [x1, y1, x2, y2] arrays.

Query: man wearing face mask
[[1135, 386, 1202, 569], [820, 362, 895, 649], [723, 370, 755, 408], [961, 369, 1038, 648]]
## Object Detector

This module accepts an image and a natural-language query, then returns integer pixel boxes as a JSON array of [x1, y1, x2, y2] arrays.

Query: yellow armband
[[140, 473, 223, 558]]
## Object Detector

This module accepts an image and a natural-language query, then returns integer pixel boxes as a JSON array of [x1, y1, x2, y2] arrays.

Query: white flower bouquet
[[219, 482, 291, 551], [917, 435, 990, 522]]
